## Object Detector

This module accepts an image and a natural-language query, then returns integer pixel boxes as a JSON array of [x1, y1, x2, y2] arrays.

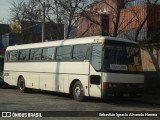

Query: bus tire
[[73, 81, 85, 102], [18, 76, 27, 93]]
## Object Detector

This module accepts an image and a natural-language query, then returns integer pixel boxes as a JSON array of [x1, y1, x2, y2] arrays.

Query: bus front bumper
[[102, 83, 144, 98]]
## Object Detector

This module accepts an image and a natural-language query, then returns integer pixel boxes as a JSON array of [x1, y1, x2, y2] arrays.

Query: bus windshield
[[104, 45, 142, 72]]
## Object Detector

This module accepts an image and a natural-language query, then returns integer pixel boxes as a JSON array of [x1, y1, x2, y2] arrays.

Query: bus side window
[[91, 44, 102, 71], [5, 51, 10, 62], [30, 48, 42, 60], [42, 48, 48, 60], [42, 47, 55, 61], [9, 50, 19, 62], [56, 46, 72, 61], [19, 49, 29, 61], [73, 44, 90, 61], [47, 47, 55, 60]]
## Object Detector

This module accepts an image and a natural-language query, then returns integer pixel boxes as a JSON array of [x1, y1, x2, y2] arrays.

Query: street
[[0, 88, 160, 120]]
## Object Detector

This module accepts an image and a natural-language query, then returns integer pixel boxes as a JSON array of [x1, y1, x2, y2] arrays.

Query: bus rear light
[[103, 82, 109, 89]]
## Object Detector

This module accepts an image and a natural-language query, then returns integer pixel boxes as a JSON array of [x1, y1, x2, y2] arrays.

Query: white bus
[[3, 36, 144, 101]]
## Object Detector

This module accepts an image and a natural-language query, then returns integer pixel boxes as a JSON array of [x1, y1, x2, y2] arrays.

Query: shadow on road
[[1, 86, 159, 108], [0, 81, 17, 89]]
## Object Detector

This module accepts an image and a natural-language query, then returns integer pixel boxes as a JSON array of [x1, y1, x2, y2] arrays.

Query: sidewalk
[[133, 94, 160, 105]]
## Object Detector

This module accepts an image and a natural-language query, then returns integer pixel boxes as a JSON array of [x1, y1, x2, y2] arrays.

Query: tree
[[10, 0, 42, 22], [10, 0, 42, 44], [10, 0, 88, 40], [59, 0, 87, 39]]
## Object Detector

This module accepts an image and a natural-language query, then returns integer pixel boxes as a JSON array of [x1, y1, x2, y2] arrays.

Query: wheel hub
[[75, 87, 81, 97]]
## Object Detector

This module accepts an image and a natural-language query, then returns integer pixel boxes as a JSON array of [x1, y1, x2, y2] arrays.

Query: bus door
[[89, 44, 102, 98]]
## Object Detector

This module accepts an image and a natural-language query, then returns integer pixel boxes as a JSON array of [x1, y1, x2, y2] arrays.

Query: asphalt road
[[0, 88, 160, 120]]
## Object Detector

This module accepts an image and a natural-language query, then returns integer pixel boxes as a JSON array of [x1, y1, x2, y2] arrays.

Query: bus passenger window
[[42, 48, 47, 60], [47, 47, 55, 60], [91, 44, 102, 71], [56, 46, 72, 61], [19, 49, 29, 61], [9, 50, 19, 62], [73, 44, 89, 60], [30, 48, 42, 60], [42, 47, 55, 61], [5, 52, 10, 62]]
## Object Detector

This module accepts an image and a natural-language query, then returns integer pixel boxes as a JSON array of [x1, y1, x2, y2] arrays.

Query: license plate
[[123, 94, 130, 97]]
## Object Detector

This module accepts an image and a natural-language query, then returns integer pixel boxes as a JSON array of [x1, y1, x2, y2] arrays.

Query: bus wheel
[[73, 81, 85, 101], [18, 77, 27, 93]]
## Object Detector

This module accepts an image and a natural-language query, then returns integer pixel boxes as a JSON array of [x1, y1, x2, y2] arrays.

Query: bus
[[3, 36, 144, 101]]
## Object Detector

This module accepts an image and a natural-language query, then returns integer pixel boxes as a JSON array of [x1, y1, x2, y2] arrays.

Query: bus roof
[[6, 36, 138, 51]]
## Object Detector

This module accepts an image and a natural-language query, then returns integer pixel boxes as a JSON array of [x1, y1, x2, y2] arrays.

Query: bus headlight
[[109, 84, 112, 88], [138, 84, 143, 88], [113, 84, 117, 88], [108, 83, 116, 88]]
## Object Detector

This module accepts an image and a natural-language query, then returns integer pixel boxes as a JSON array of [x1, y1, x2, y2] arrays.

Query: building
[[20, 21, 64, 44], [0, 24, 18, 55], [10, 21, 64, 44], [76, 0, 125, 37], [0, 24, 9, 35], [76, 0, 160, 42], [116, 3, 160, 42], [76, 12, 109, 37]]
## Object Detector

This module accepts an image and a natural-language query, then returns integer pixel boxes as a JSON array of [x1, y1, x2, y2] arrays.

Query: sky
[[0, 0, 20, 23], [0, 0, 94, 24]]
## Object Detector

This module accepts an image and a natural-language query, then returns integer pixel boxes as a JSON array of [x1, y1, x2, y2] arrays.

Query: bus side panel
[[4, 61, 90, 96], [39, 62, 90, 94], [39, 73, 55, 91], [68, 74, 89, 96], [54, 62, 90, 95], [26, 73, 39, 89], [88, 65, 102, 98], [4, 63, 18, 86], [4, 71, 17, 86]]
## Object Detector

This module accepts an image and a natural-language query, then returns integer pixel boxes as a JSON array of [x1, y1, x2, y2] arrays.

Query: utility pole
[[42, 2, 45, 42]]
